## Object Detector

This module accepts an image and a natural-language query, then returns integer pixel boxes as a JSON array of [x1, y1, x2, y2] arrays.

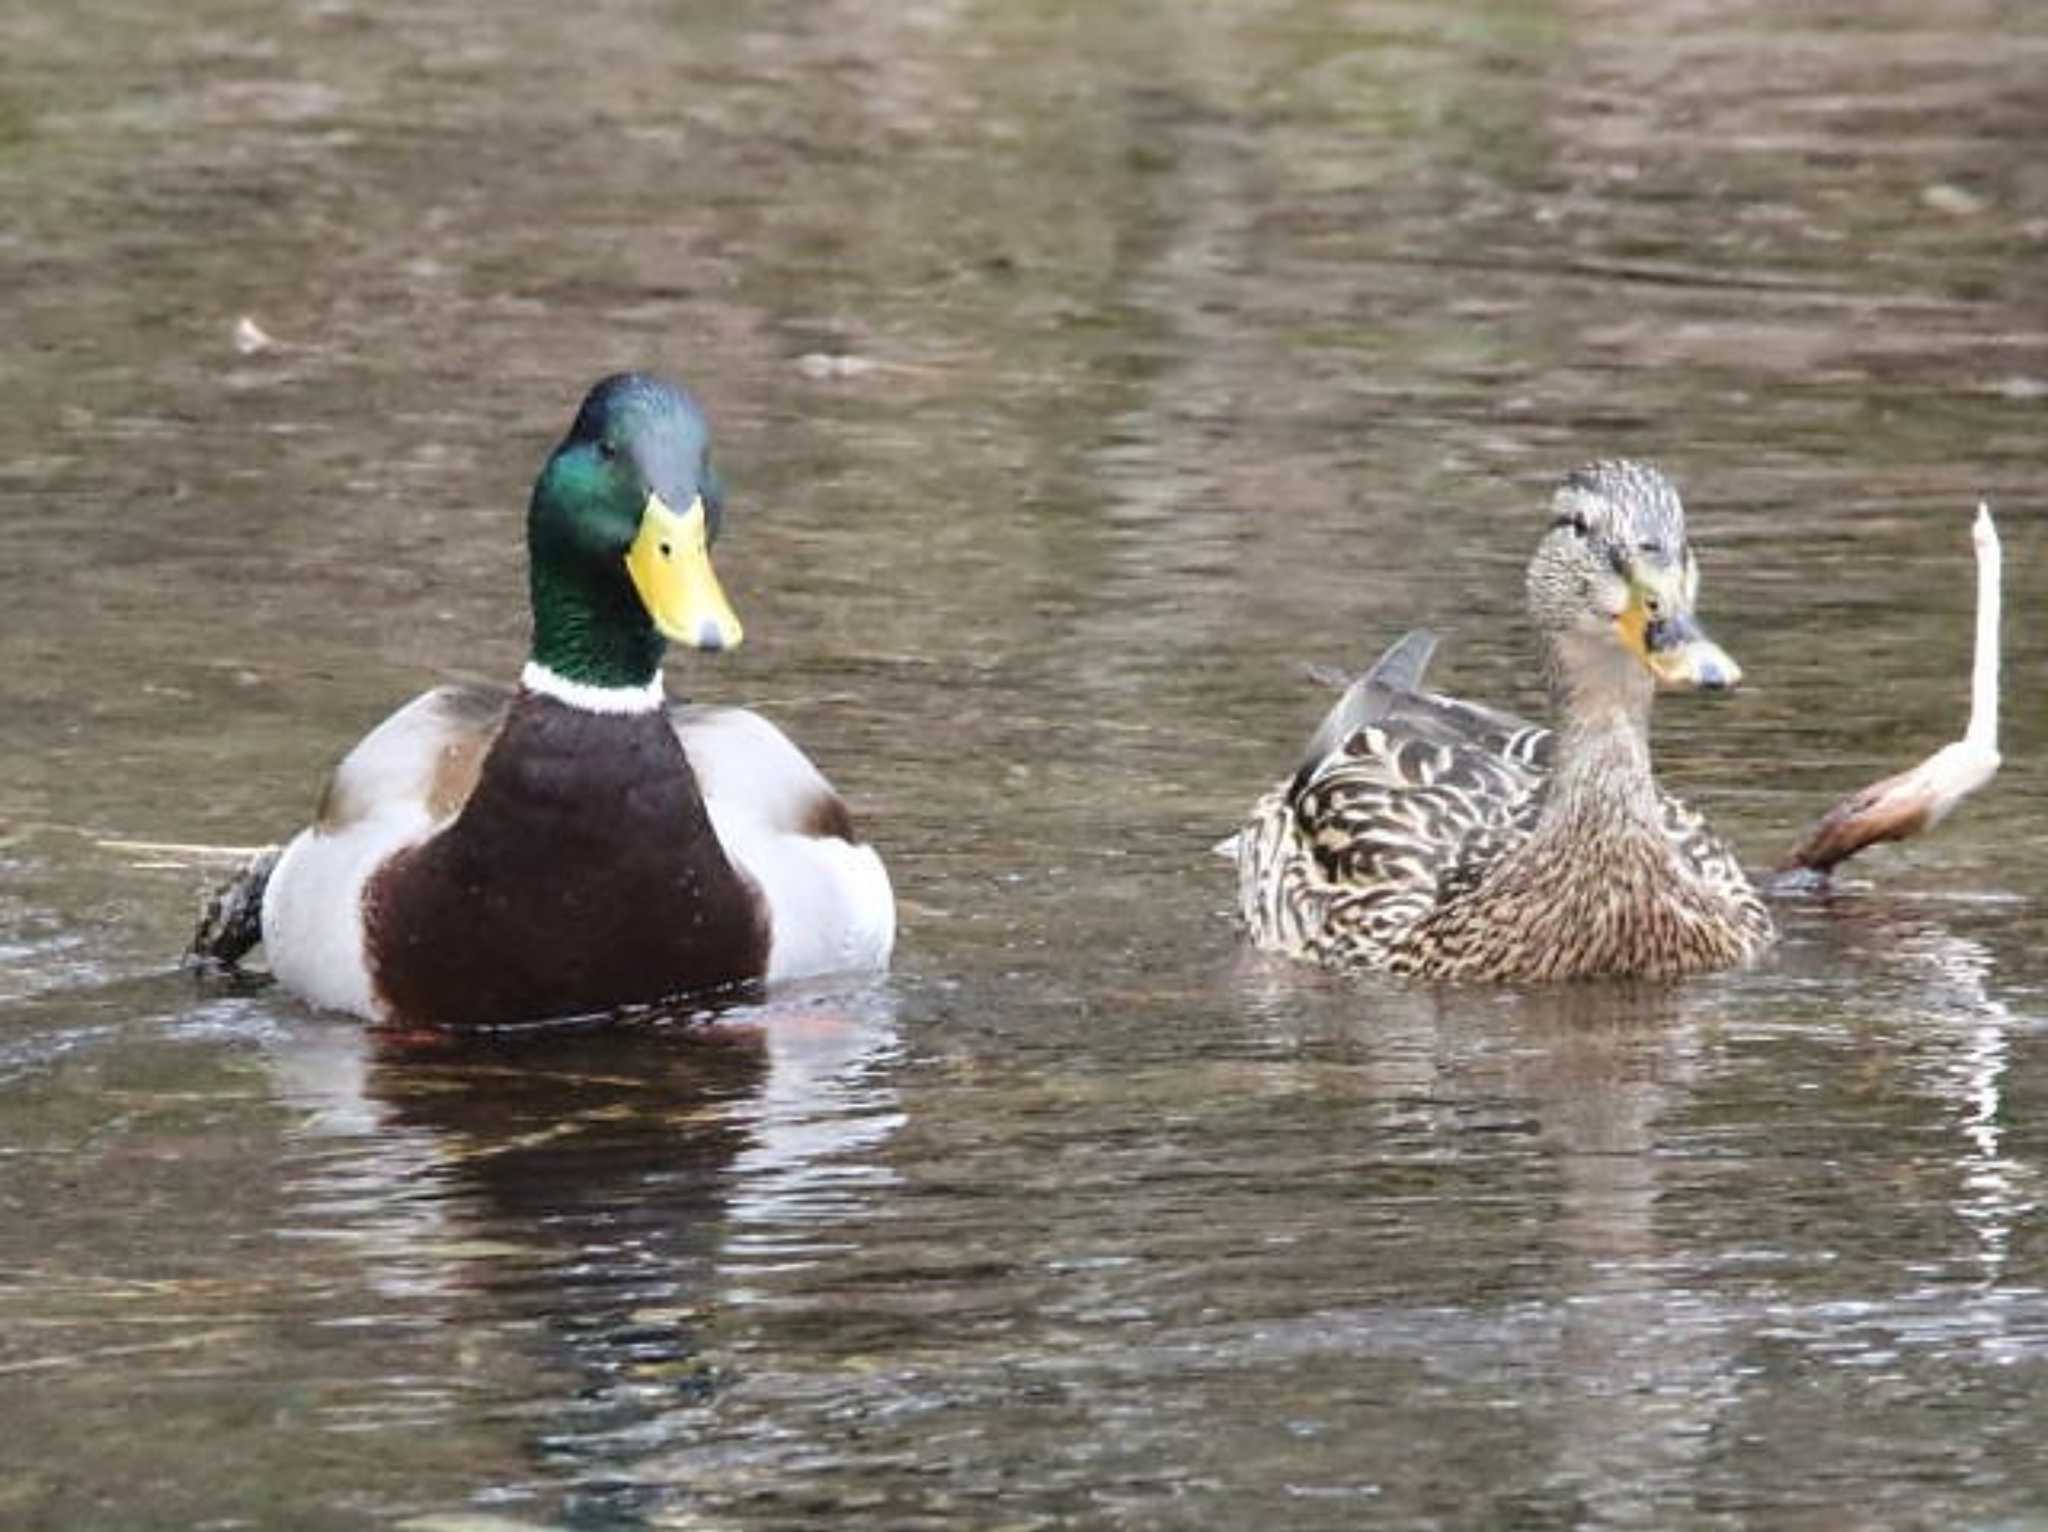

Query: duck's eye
[[1552, 511, 1592, 538], [595, 438, 618, 462], [1638, 538, 1666, 559]]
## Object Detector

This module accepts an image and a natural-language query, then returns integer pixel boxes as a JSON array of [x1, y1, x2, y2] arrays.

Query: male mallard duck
[[1235, 460, 1774, 982], [258, 373, 894, 1025]]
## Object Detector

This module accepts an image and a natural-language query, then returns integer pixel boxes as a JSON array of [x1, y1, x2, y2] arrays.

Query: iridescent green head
[[527, 373, 742, 691]]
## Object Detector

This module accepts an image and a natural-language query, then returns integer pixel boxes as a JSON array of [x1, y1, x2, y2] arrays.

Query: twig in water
[[1779, 503, 2001, 876]]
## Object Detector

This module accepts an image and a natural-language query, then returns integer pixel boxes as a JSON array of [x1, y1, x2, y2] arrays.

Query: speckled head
[[526, 373, 743, 694], [1526, 459, 1739, 692]]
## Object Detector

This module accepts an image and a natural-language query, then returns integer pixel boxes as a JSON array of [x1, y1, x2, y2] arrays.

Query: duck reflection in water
[[264, 984, 902, 1512], [1777, 890, 2024, 1282], [1228, 929, 2022, 1522]]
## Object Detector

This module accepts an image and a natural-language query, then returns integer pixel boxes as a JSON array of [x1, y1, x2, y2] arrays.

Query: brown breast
[[364, 691, 770, 1026]]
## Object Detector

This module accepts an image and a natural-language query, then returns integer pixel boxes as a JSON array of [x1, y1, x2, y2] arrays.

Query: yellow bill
[[1616, 579, 1740, 691], [624, 492, 743, 651], [1644, 626, 1740, 690]]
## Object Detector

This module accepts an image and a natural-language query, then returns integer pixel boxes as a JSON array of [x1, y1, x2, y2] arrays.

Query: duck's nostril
[[659, 542, 672, 558]]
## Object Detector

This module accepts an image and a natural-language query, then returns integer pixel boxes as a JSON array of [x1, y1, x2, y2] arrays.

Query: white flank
[[519, 660, 665, 715], [674, 705, 897, 982], [263, 806, 426, 1023], [261, 689, 478, 1022]]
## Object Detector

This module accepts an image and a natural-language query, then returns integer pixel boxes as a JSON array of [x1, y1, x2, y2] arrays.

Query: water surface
[[3, 0, 2046, 1526]]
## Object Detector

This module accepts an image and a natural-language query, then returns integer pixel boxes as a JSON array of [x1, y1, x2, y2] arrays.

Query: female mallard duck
[[1235, 460, 1774, 982], [258, 373, 894, 1026]]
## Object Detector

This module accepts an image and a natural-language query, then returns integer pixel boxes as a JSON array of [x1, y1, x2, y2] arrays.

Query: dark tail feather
[[186, 847, 280, 972]]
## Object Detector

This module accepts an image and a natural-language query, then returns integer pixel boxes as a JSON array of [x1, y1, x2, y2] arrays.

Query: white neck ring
[[520, 660, 665, 715]]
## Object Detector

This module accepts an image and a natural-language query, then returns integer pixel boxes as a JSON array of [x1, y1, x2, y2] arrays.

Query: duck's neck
[[528, 557, 666, 699], [1540, 634, 1662, 830]]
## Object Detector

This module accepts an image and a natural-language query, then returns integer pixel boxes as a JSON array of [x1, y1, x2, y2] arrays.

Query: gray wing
[[1288, 630, 1549, 897]]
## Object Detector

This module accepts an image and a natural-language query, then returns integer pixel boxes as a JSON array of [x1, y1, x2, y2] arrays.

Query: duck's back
[[1236, 632, 1549, 966], [1238, 711, 1544, 968]]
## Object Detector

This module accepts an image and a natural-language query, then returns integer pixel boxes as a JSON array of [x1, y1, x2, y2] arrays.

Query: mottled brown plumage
[[1235, 461, 1774, 982]]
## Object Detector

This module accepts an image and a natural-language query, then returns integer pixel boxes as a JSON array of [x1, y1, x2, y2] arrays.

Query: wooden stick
[[1965, 501, 2000, 755], [1778, 504, 2002, 875], [95, 837, 277, 860]]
